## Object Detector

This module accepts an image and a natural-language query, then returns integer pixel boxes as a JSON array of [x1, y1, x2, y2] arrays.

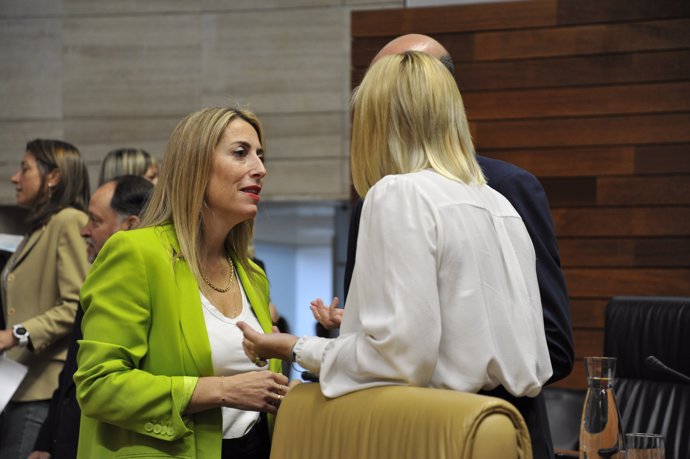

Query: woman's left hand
[[237, 322, 298, 364]]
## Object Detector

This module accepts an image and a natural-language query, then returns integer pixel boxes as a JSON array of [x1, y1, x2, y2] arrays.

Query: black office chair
[[604, 296, 690, 459]]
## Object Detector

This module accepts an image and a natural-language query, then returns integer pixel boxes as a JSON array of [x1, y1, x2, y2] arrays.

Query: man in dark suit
[[28, 175, 152, 459], [339, 34, 574, 459]]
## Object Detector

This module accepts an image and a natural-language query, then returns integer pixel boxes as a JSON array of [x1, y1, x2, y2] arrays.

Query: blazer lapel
[[159, 225, 214, 377], [6, 226, 46, 271]]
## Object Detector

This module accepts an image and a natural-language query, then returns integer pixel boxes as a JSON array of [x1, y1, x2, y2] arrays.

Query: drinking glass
[[625, 433, 665, 459], [580, 357, 623, 458]]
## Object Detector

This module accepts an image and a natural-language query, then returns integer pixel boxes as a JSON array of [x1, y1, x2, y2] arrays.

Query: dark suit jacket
[[33, 307, 83, 459], [343, 155, 575, 459]]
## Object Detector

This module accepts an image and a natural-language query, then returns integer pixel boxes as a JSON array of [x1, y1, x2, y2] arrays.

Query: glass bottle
[[580, 357, 623, 459]]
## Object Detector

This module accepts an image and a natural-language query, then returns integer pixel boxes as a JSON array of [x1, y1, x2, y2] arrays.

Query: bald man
[[342, 34, 574, 459]]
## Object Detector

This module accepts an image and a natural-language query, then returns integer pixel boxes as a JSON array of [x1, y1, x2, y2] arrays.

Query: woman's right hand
[[310, 297, 343, 330], [222, 370, 289, 415], [187, 371, 289, 416]]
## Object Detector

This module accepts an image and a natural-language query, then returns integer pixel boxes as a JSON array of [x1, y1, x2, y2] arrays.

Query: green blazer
[[75, 224, 281, 459]]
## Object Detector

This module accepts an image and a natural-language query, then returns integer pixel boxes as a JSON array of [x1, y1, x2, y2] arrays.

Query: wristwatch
[[12, 324, 29, 347]]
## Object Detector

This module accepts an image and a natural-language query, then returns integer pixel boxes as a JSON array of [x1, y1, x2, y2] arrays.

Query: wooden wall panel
[[569, 299, 607, 328], [552, 208, 690, 237], [472, 113, 690, 149], [352, 0, 690, 390], [351, 0, 556, 37], [474, 19, 690, 61], [566, 268, 690, 297], [455, 50, 690, 91], [559, 238, 690, 268], [556, 0, 690, 25], [463, 82, 690, 120]]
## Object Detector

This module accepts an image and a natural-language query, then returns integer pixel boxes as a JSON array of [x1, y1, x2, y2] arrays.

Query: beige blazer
[[2, 207, 89, 401]]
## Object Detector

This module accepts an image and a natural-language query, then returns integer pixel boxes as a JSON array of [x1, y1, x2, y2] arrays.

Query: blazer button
[[7, 273, 15, 282], [144, 422, 154, 432], [167, 426, 175, 436], [7, 308, 15, 316], [153, 424, 162, 434]]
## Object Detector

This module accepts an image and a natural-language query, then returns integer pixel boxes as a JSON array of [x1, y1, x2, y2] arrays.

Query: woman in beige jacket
[[0, 139, 90, 459]]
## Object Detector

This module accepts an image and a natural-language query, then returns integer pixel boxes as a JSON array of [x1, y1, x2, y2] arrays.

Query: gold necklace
[[201, 255, 235, 293]]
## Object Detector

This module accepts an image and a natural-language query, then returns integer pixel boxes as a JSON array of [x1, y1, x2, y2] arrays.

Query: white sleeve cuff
[[294, 336, 331, 374]]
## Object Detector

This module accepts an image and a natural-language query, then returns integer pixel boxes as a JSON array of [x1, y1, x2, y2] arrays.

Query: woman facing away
[[98, 147, 159, 185], [0, 139, 90, 459], [74, 107, 288, 459], [239, 51, 552, 400]]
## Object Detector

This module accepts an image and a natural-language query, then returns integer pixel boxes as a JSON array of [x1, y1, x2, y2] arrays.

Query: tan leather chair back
[[270, 383, 531, 459]]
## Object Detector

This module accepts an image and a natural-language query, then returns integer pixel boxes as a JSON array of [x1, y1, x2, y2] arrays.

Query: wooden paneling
[[473, 113, 690, 149], [474, 19, 690, 61], [569, 299, 607, 328], [552, 208, 690, 237], [455, 50, 690, 91], [565, 268, 690, 297], [556, 0, 690, 25], [635, 145, 690, 174], [351, 0, 556, 37], [542, 176, 690, 206], [480, 147, 636, 177], [352, 0, 690, 390], [463, 82, 690, 120], [597, 176, 690, 206], [354, 43, 690, 89], [574, 330, 604, 359], [541, 178, 596, 207], [559, 238, 690, 268]]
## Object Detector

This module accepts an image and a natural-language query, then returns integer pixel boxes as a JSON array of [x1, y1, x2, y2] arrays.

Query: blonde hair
[[139, 106, 265, 287], [351, 51, 485, 197], [99, 148, 153, 185]]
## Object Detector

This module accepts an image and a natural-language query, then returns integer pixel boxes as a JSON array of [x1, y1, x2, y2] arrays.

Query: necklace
[[201, 254, 235, 293]]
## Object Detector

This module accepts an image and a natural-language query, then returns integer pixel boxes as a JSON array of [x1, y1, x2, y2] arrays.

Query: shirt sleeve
[[298, 176, 443, 398]]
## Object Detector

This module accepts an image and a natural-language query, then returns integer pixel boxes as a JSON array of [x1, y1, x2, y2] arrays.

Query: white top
[[200, 277, 266, 439], [295, 170, 553, 398]]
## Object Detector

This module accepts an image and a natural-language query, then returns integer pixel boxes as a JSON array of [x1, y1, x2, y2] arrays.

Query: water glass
[[625, 433, 665, 459]]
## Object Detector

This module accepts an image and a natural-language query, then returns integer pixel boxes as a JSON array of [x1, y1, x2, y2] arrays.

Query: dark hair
[[26, 139, 90, 233], [439, 54, 455, 76], [110, 175, 154, 217]]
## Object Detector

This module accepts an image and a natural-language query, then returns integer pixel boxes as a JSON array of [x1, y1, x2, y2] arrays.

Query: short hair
[[110, 175, 154, 218], [25, 139, 90, 232], [351, 51, 484, 197], [139, 106, 265, 288], [439, 54, 456, 76], [99, 148, 153, 185]]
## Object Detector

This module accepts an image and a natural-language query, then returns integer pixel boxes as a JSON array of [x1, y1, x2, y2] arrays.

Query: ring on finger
[[254, 356, 268, 367]]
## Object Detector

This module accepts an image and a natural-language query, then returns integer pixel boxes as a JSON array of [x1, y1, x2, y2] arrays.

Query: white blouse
[[295, 170, 552, 398], [201, 277, 266, 439]]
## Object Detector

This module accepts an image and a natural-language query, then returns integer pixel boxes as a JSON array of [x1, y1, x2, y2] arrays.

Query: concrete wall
[[0, 0, 402, 205]]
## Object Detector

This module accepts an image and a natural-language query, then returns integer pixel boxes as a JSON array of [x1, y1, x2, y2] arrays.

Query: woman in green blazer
[[0, 139, 90, 459], [75, 107, 287, 459]]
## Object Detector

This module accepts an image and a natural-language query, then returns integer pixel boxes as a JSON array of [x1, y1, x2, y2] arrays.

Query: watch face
[[16, 326, 27, 335]]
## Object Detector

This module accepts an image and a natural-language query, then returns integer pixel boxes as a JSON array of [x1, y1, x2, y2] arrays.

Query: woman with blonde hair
[[240, 51, 552, 402], [0, 139, 90, 459], [75, 107, 287, 459], [98, 147, 158, 185]]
